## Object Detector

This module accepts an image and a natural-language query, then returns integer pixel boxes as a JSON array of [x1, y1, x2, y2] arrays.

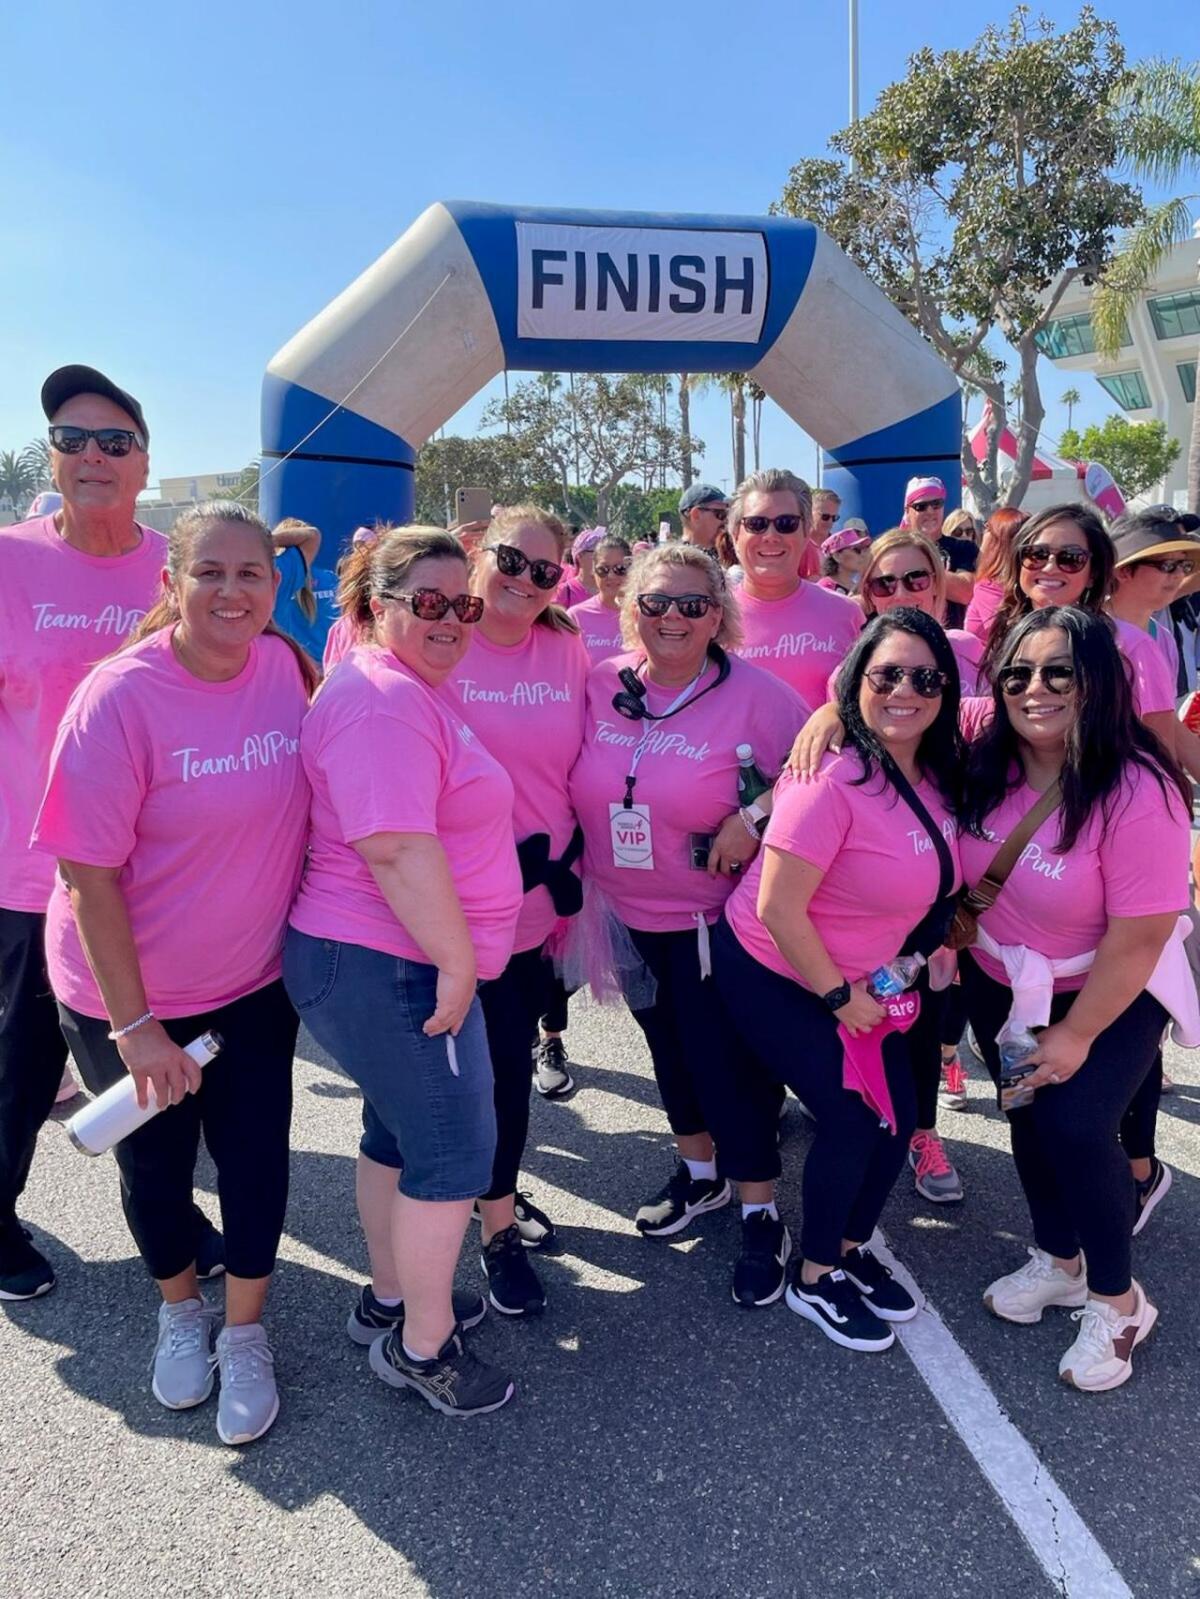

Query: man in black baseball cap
[[679, 482, 728, 552], [41, 363, 149, 446]]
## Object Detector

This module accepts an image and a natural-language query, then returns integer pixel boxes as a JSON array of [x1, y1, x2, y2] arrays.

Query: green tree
[[1061, 387, 1082, 432], [414, 433, 546, 525], [774, 6, 1144, 514], [222, 461, 260, 511], [1059, 414, 1181, 499], [1092, 57, 1200, 512], [0, 449, 35, 515]]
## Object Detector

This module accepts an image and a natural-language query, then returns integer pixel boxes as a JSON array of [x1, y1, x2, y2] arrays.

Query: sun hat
[[1110, 512, 1200, 570], [573, 527, 606, 558]]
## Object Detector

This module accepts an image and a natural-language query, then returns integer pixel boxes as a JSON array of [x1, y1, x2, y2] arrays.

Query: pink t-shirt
[[289, 645, 521, 980], [444, 625, 588, 954], [964, 578, 1004, 643], [725, 757, 961, 988], [569, 652, 808, 932], [960, 765, 1190, 990], [556, 575, 591, 610], [33, 630, 310, 1019], [1113, 617, 1176, 715], [0, 515, 166, 911], [568, 595, 626, 667], [322, 614, 355, 673], [734, 582, 864, 708]]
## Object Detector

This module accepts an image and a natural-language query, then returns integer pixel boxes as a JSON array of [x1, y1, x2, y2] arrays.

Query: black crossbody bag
[[878, 755, 957, 961]]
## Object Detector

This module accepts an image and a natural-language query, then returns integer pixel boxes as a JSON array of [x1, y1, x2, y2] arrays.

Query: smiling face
[[856, 629, 943, 754], [1002, 625, 1078, 753], [1116, 558, 1187, 613], [1018, 518, 1094, 608], [478, 522, 561, 636], [49, 393, 148, 517], [594, 543, 630, 604], [905, 497, 945, 541], [734, 489, 808, 598], [371, 553, 474, 683], [865, 543, 940, 619], [169, 520, 279, 660], [634, 561, 722, 679]]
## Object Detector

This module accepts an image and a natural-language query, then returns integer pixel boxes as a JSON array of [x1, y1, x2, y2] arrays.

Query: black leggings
[[538, 970, 573, 1036], [59, 981, 296, 1282], [478, 943, 554, 1200], [0, 908, 69, 1229], [959, 953, 1165, 1296], [708, 918, 918, 1266], [1120, 1050, 1162, 1162]]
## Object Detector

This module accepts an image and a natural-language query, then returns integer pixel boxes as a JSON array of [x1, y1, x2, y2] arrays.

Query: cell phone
[[454, 486, 493, 526], [689, 832, 714, 870], [657, 518, 672, 544]]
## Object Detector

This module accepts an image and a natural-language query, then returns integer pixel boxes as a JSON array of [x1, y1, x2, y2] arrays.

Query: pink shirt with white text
[[734, 582, 863, 707], [568, 595, 626, 667]]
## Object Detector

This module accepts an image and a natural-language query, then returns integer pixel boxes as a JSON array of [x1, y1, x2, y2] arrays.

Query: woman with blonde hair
[[858, 530, 985, 694]]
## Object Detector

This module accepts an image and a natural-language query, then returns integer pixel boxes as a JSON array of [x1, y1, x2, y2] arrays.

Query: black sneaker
[[1132, 1158, 1173, 1238], [194, 1210, 226, 1281], [635, 1161, 731, 1238], [732, 1211, 792, 1307], [472, 1191, 558, 1251], [0, 1221, 55, 1301], [347, 1284, 487, 1346], [369, 1327, 515, 1417], [533, 1036, 574, 1099], [481, 1225, 546, 1316], [840, 1245, 919, 1322], [785, 1266, 895, 1351]]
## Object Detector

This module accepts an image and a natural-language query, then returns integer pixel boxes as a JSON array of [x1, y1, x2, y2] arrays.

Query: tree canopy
[[1059, 414, 1181, 500]]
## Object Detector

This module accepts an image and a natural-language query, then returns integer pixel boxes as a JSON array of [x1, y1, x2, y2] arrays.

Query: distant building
[[158, 471, 249, 504], [1038, 228, 1199, 507]]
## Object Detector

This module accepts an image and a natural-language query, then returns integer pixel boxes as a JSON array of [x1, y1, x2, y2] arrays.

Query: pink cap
[[821, 527, 871, 558], [904, 476, 946, 509], [351, 525, 378, 546]]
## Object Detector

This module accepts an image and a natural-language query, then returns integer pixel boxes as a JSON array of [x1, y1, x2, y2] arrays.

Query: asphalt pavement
[[3, 993, 1199, 1599]]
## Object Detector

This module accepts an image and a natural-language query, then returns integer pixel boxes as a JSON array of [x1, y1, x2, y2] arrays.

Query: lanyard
[[622, 667, 706, 808]]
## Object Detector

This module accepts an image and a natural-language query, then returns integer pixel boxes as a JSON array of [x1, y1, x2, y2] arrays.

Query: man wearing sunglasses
[[901, 476, 977, 627], [678, 483, 729, 552], [0, 366, 172, 1301]]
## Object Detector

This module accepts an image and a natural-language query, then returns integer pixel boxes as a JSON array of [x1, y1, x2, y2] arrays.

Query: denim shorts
[[283, 929, 497, 1201]]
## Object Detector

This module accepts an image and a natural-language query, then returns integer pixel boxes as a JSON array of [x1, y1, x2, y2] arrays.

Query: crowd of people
[[2, 364, 1198, 1445]]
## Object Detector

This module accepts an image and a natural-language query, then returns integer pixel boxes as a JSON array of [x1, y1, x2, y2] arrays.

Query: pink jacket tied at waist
[[839, 990, 922, 1133], [973, 915, 1200, 1048]]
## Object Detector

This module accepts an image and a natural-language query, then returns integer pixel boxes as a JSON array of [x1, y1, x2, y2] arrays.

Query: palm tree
[[718, 373, 748, 485], [1061, 388, 1081, 433], [1093, 58, 1200, 512], [748, 380, 766, 471], [677, 374, 710, 488], [0, 450, 35, 515]]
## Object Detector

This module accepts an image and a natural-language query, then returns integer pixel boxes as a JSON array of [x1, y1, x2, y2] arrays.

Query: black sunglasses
[[700, 505, 728, 521], [997, 662, 1077, 696], [865, 664, 948, 699], [636, 592, 715, 619], [815, 511, 839, 523], [492, 543, 563, 590], [48, 424, 143, 457], [383, 588, 484, 623], [739, 514, 804, 535], [1135, 557, 1195, 576], [1019, 544, 1090, 574], [595, 562, 629, 577], [865, 568, 933, 600], [909, 498, 944, 514]]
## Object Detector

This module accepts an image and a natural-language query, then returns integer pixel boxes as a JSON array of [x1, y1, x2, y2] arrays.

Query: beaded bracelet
[[108, 1011, 155, 1041], [738, 807, 763, 842]]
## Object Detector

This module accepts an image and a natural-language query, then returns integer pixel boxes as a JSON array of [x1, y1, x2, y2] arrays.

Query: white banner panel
[[516, 222, 768, 343]]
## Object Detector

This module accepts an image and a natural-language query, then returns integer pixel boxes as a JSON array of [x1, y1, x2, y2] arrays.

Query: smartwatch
[[821, 982, 852, 1013]]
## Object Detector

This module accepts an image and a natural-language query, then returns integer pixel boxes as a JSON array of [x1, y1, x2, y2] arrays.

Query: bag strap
[[964, 780, 1062, 913], [881, 756, 955, 903]]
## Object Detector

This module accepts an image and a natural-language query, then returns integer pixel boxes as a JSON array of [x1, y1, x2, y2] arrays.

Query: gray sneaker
[[151, 1297, 219, 1410], [533, 1036, 574, 1098], [215, 1324, 279, 1446], [908, 1131, 965, 1203]]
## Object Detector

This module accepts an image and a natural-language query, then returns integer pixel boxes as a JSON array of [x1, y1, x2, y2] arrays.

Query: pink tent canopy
[[965, 403, 1126, 518]]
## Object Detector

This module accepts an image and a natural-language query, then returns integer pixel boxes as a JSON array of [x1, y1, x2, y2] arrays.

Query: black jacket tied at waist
[[516, 826, 584, 918]]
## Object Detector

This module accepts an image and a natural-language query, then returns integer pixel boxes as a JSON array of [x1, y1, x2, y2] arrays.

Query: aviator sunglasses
[[382, 588, 484, 623], [491, 543, 564, 590], [864, 567, 933, 600], [865, 664, 948, 698], [996, 662, 1076, 696], [1018, 544, 1090, 574], [636, 592, 715, 619], [48, 424, 144, 457]]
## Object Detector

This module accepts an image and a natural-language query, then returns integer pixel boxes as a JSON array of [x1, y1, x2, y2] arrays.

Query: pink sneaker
[[939, 1053, 968, 1111], [55, 1065, 80, 1105], [908, 1130, 964, 1203]]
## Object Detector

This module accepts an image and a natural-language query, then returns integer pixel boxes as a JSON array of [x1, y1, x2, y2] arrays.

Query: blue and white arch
[[261, 201, 961, 541]]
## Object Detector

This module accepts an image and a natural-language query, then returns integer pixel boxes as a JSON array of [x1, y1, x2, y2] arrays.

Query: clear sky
[[1, 1, 1194, 495]]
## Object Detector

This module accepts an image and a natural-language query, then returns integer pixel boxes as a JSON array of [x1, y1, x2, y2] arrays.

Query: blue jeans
[[283, 930, 496, 1201]]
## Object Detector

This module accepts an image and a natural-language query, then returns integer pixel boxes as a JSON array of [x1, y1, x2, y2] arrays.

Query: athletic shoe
[[0, 1222, 55, 1301], [784, 1266, 895, 1351], [369, 1326, 515, 1417], [731, 1212, 791, 1307], [472, 1191, 558, 1251], [909, 1131, 964, 1203], [533, 1036, 574, 1099], [55, 1064, 81, 1105], [347, 1284, 487, 1346], [983, 1247, 1087, 1325], [634, 1161, 731, 1238], [214, 1324, 279, 1445], [1132, 1159, 1173, 1237], [840, 1244, 919, 1322], [938, 1054, 968, 1111], [194, 1212, 226, 1281], [1059, 1282, 1158, 1392], [481, 1224, 546, 1316], [151, 1297, 219, 1410]]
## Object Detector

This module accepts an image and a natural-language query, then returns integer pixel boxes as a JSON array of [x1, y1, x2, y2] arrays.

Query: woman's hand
[[834, 982, 886, 1038], [1023, 1021, 1092, 1090], [787, 703, 844, 780], [707, 812, 759, 878], [117, 1021, 203, 1110], [424, 965, 477, 1037]]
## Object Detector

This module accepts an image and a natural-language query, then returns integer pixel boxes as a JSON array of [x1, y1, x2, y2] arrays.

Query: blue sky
[[1, 1, 1194, 492]]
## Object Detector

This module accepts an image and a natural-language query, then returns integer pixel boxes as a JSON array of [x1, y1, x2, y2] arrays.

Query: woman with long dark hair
[[706, 610, 963, 1347], [963, 507, 1029, 643], [959, 607, 1191, 1391]]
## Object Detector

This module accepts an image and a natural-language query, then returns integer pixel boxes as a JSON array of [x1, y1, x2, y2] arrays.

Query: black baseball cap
[[41, 365, 149, 446]]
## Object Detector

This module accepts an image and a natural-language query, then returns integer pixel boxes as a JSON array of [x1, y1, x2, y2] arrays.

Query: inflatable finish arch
[[261, 202, 961, 540]]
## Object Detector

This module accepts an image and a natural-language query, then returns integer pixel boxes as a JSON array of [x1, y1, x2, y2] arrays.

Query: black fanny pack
[[516, 826, 585, 918]]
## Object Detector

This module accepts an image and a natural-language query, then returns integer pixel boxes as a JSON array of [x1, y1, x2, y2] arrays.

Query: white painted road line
[[873, 1233, 1133, 1599]]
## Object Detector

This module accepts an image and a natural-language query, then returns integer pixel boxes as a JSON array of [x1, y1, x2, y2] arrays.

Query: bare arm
[[58, 862, 202, 1108], [272, 525, 320, 566], [944, 569, 976, 605], [354, 832, 477, 1035]]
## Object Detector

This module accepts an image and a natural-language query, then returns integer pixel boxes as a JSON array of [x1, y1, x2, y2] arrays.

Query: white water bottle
[[66, 1031, 223, 1156]]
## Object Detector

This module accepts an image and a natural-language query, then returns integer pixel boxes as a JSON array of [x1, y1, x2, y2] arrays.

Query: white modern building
[[1037, 227, 1199, 507]]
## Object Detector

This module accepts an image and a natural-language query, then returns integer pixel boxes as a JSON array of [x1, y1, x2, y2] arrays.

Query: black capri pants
[[478, 942, 555, 1200], [59, 980, 296, 1282], [959, 952, 1165, 1297], [0, 908, 69, 1229]]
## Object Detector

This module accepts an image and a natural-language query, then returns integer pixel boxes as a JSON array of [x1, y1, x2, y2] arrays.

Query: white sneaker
[[983, 1247, 1087, 1324], [151, 1297, 219, 1409], [1059, 1282, 1158, 1392]]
